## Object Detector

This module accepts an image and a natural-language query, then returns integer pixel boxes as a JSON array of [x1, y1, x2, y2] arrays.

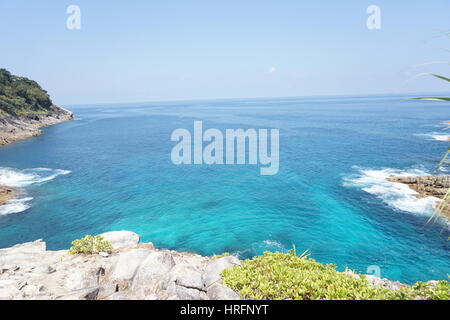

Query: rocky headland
[[0, 68, 73, 208], [387, 174, 450, 218], [1, 230, 435, 301], [0, 68, 74, 146], [0, 231, 242, 300], [0, 106, 73, 146]]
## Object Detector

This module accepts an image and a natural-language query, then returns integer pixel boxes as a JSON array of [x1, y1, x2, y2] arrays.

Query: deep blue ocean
[[0, 94, 449, 284]]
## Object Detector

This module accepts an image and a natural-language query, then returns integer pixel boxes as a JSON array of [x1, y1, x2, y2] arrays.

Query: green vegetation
[[222, 251, 450, 300], [413, 70, 450, 222], [412, 73, 450, 102], [68, 235, 113, 255], [0, 68, 56, 117]]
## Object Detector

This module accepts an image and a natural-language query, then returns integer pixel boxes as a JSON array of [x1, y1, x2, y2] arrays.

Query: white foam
[[0, 167, 70, 215], [414, 133, 450, 142], [262, 239, 287, 252], [263, 239, 284, 248], [431, 134, 450, 142], [0, 167, 71, 188], [0, 197, 33, 216], [343, 167, 440, 216]]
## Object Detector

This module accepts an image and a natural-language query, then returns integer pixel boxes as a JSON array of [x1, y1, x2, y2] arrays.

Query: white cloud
[[267, 66, 277, 74]]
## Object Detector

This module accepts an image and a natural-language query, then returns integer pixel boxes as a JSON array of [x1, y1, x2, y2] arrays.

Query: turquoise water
[[0, 94, 449, 284]]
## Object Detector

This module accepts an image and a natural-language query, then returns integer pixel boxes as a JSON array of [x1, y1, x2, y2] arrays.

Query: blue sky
[[1, 1, 449, 105]]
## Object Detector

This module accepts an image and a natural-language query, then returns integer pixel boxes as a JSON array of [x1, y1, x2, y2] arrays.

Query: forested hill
[[0, 68, 73, 146], [0, 68, 57, 117]]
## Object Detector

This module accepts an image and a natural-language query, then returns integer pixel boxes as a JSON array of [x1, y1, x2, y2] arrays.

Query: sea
[[0, 93, 449, 284]]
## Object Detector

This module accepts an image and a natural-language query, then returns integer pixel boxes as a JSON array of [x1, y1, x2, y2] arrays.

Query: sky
[[0, 0, 449, 105]]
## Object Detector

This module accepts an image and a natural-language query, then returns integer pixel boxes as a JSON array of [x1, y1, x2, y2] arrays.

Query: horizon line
[[61, 90, 450, 108]]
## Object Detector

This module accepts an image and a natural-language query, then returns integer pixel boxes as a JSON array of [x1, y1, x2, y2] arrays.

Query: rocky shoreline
[[0, 231, 429, 300], [387, 174, 450, 218], [0, 186, 15, 206], [0, 106, 73, 146], [0, 105, 73, 208], [0, 231, 242, 300]]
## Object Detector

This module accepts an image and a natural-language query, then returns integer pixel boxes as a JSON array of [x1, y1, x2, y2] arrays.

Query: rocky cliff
[[387, 174, 450, 218], [1, 231, 429, 301], [0, 106, 73, 146], [0, 231, 242, 300], [0, 68, 73, 146]]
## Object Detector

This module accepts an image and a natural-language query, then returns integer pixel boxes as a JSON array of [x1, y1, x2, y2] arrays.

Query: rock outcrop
[[0, 68, 74, 146], [1, 230, 440, 300], [0, 231, 242, 300], [0, 186, 15, 206], [0, 106, 73, 146], [387, 174, 450, 218]]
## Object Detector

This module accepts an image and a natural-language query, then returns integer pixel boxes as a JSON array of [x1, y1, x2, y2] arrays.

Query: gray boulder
[[109, 248, 152, 283], [131, 252, 176, 296], [175, 266, 204, 291], [106, 291, 127, 300], [0, 239, 47, 270], [203, 256, 241, 288], [173, 285, 203, 300], [98, 231, 140, 250], [23, 284, 46, 297], [206, 283, 241, 300], [56, 286, 100, 300], [0, 279, 19, 300], [65, 267, 100, 291], [162, 264, 204, 291], [97, 283, 118, 300]]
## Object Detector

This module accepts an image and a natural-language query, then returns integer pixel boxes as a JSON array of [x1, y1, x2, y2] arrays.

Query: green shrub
[[391, 281, 450, 300], [68, 235, 113, 255], [222, 251, 450, 300]]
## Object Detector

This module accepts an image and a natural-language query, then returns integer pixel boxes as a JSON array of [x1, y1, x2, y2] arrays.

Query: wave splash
[[0, 167, 70, 215], [0, 167, 70, 188], [431, 134, 450, 142], [343, 167, 439, 216], [414, 133, 450, 142], [0, 197, 33, 216]]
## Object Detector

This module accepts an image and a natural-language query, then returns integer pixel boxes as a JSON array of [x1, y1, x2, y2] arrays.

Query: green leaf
[[431, 74, 450, 83], [435, 148, 450, 172], [411, 73, 450, 101], [411, 97, 450, 101]]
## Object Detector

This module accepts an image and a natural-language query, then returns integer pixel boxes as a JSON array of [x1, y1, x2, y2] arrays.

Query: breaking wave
[[0, 167, 70, 215], [343, 167, 439, 216], [0, 167, 70, 188], [431, 134, 450, 142], [414, 133, 450, 142], [0, 197, 33, 216]]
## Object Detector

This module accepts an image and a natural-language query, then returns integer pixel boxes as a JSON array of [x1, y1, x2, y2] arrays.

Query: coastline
[[1, 231, 445, 300], [0, 105, 73, 213], [0, 231, 241, 300], [0, 105, 74, 147], [0, 101, 448, 299], [387, 174, 450, 219]]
